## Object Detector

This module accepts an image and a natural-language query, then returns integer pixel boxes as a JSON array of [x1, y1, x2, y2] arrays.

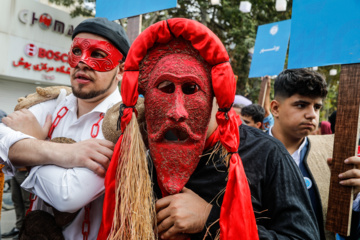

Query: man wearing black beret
[[0, 17, 130, 239]]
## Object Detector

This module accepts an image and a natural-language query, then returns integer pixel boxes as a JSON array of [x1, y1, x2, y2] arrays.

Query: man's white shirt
[[0, 88, 121, 240]]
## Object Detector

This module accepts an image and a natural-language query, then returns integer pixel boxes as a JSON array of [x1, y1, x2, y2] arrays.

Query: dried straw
[[108, 113, 157, 240]]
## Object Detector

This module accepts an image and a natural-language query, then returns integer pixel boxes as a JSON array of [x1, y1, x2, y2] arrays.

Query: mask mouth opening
[[164, 128, 189, 142]]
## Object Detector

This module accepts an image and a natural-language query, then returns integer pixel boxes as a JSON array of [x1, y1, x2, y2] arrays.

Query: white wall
[[0, 78, 49, 114]]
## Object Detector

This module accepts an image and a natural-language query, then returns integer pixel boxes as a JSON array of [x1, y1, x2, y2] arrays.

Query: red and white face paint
[[68, 37, 123, 72], [144, 53, 213, 195]]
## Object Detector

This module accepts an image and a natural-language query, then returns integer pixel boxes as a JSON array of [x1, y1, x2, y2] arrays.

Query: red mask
[[68, 37, 123, 72], [144, 53, 213, 196]]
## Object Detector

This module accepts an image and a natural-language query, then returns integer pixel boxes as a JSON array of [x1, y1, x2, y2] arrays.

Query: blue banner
[[288, 0, 360, 69], [249, 20, 291, 78], [96, 0, 177, 20]]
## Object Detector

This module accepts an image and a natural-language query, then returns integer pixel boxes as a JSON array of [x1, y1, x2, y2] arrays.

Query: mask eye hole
[[72, 48, 82, 56], [91, 50, 108, 59], [157, 81, 175, 94], [182, 82, 200, 95]]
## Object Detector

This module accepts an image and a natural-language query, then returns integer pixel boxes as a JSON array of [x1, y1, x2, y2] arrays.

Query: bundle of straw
[[108, 114, 156, 239]]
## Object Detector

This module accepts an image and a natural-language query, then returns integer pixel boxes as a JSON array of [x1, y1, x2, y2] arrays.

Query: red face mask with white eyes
[[68, 37, 123, 72]]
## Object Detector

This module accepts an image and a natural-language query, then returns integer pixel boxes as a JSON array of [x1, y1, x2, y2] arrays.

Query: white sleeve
[[0, 99, 58, 175], [21, 165, 105, 213], [0, 124, 34, 175]]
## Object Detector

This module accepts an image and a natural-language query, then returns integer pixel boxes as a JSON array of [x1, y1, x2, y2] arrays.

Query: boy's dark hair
[[241, 104, 265, 123], [274, 69, 328, 99]]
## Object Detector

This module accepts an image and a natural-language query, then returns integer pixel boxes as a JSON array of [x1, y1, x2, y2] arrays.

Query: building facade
[[0, 0, 85, 114]]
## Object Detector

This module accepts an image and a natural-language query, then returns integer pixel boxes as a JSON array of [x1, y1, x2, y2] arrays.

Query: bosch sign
[[24, 44, 68, 63]]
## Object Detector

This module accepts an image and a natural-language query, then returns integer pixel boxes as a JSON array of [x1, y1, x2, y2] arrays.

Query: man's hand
[[54, 138, 114, 177], [155, 187, 212, 240], [328, 156, 360, 196], [2, 108, 52, 140]]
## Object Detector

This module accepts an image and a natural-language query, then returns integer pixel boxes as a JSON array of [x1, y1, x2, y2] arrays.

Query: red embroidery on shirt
[[47, 107, 104, 139]]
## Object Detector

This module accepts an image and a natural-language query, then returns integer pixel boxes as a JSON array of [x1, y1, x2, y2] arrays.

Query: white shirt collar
[[290, 137, 307, 166], [268, 126, 274, 137], [269, 126, 307, 166], [64, 89, 122, 116], [91, 89, 122, 114]]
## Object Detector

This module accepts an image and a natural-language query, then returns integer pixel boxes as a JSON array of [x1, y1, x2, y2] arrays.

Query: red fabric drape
[[98, 18, 259, 240], [97, 135, 122, 239]]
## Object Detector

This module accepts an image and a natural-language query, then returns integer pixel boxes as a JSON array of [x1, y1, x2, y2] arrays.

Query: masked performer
[[98, 18, 319, 240]]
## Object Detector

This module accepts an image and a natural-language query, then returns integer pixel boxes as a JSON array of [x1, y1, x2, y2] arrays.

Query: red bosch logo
[[24, 44, 38, 57], [38, 13, 52, 29], [23, 43, 68, 63]]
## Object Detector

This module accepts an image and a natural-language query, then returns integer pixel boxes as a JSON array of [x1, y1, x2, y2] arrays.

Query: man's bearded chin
[[72, 71, 116, 99]]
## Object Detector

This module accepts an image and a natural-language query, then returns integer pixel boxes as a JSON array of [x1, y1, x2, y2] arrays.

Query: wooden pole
[[126, 15, 142, 45], [326, 64, 360, 236], [258, 76, 270, 107]]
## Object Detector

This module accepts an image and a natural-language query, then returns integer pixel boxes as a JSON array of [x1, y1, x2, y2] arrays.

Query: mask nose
[[167, 90, 189, 122]]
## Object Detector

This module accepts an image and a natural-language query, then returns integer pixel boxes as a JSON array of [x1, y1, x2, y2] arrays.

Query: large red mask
[[141, 41, 213, 195], [68, 37, 123, 72]]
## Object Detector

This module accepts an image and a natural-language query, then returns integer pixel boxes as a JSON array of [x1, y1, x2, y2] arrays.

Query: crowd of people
[[0, 16, 359, 240]]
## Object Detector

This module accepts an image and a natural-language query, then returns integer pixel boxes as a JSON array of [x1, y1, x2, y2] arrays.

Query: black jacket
[[153, 125, 320, 239]]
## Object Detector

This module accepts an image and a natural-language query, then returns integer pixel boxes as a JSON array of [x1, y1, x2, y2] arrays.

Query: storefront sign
[[13, 57, 70, 75], [12, 42, 71, 82], [24, 43, 68, 63], [18, 10, 74, 36]]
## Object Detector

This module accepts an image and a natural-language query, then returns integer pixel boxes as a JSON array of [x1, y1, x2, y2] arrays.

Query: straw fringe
[[108, 113, 157, 240], [206, 142, 231, 168]]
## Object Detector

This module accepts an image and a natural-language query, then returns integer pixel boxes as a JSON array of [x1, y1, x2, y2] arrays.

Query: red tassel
[[220, 154, 259, 240], [97, 135, 123, 240]]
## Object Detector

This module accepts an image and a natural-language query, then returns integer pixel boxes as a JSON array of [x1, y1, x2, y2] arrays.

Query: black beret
[[72, 17, 130, 59]]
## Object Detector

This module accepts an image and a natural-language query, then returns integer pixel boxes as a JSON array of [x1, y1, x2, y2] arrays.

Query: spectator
[[0, 17, 130, 239], [233, 95, 252, 117], [320, 121, 332, 135], [241, 104, 265, 129], [270, 68, 360, 239]]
